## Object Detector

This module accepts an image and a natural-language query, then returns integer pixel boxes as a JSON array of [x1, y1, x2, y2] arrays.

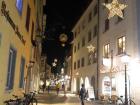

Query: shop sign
[[1, 1, 26, 45]]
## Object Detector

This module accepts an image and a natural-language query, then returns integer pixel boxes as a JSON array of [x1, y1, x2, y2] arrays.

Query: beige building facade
[[0, 0, 44, 104], [72, 0, 99, 98], [99, 0, 140, 104], [72, 0, 140, 104]]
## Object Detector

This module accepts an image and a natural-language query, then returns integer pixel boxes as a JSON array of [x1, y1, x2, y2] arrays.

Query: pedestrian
[[56, 82, 60, 95], [42, 83, 46, 93], [62, 83, 66, 96], [47, 83, 51, 94], [79, 84, 86, 105]]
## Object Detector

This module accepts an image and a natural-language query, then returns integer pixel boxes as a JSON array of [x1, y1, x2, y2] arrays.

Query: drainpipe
[[96, 0, 100, 100]]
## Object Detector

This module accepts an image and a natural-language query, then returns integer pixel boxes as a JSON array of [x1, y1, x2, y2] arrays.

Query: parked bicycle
[[23, 91, 37, 105], [4, 94, 23, 105], [117, 96, 136, 105], [4, 91, 37, 105]]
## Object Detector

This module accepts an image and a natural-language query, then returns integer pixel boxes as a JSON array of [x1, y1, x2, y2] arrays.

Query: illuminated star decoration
[[103, 0, 127, 19], [87, 44, 95, 53]]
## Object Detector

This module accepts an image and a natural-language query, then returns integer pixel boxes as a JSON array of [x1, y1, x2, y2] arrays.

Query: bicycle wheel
[[30, 98, 37, 105], [128, 100, 136, 105], [116, 98, 124, 105]]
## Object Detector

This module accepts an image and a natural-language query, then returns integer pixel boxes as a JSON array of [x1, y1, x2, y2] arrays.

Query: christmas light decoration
[[103, 0, 127, 19]]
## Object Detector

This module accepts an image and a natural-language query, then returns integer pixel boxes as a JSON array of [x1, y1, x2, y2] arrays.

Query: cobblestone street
[[35, 91, 103, 105]]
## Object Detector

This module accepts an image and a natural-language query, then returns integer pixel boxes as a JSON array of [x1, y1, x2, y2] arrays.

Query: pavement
[[35, 90, 116, 105]]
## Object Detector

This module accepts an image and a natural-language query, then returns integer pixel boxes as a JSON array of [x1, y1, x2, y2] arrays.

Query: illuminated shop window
[[117, 36, 125, 54], [16, 0, 23, 15], [103, 43, 110, 58]]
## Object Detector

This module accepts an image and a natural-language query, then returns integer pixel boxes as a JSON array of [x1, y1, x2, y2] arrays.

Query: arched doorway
[[77, 77, 80, 92], [73, 78, 77, 92], [80, 77, 84, 89], [85, 77, 90, 90], [102, 76, 111, 95], [91, 76, 95, 89]]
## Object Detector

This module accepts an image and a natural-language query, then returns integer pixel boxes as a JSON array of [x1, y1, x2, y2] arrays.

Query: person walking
[[79, 84, 86, 105], [47, 83, 51, 94], [56, 82, 60, 95], [42, 83, 46, 93], [62, 83, 66, 97]]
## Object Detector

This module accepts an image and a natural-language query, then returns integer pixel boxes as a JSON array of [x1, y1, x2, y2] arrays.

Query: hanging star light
[[87, 44, 95, 53], [103, 0, 127, 19]]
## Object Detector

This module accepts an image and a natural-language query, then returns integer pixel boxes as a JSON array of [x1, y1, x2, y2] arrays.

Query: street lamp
[[121, 52, 130, 105]]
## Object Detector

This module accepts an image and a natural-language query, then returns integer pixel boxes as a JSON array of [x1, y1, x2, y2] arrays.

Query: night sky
[[42, 0, 92, 70]]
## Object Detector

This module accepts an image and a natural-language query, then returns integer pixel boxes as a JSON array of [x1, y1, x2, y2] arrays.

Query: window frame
[[6, 46, 17, 90], [117, 36, 126, 55]]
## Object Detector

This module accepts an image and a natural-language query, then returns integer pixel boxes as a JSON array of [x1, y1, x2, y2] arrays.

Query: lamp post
[[121, 52, 130, 105]]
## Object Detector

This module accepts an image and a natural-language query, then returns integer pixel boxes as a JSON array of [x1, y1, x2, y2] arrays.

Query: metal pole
[[124, 64, 128, 105], [110, 50, 113, 97]]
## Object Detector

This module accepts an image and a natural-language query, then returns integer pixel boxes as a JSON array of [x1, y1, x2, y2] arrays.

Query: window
[[26, 4, 31, 31], [105, 19, 109, 32], [31, 22, 34, 37], [16, 0, 23, 15], [74, 31, 77, 38], [74, 45, 76, 53], [77, 60, 80, 68], [117, 36, 125, 54], [81, 57, 85, 67], [94, 4, 98, 16], [88, 53, 92, 65], [6, 47, 17, 90], [116, 10, 124, 23], [92, 50, 97, 63], [78, 42, 80, 50], [88, 12, 92, 22], [93, 25, 97, 38], [103, 44, 110, 58], [104, 0, 109, 3], [74, 62, 76, 70], [88, 30, 92, 42], [82, 20, 85, 29], [77, 27, 80, 34], [82, 37, 85, 47], [19, 57, 25, 88]]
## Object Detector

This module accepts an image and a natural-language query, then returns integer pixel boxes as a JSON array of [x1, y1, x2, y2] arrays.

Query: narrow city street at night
[[36, 90, 102, 105], [1, 0, 140, 105]]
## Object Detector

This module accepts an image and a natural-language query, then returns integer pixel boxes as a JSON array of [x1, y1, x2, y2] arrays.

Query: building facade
[[72, 0, 98, 98], [99, 0, 140, 104], [72, 0, 140, 104], [0, 0, 44, 104]]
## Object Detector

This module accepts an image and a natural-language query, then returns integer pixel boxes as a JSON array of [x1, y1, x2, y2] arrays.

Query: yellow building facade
[[0, 0, 37, 104]]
